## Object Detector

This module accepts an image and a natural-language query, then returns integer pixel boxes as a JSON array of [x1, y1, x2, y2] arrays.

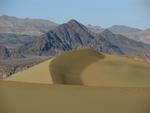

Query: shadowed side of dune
[[49, 48, 105, 85]]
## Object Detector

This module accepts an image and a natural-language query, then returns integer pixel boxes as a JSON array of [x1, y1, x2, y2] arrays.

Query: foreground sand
[[0, 81, 150, 113]]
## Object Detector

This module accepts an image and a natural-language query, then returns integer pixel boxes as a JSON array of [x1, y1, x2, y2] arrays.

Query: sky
[[0, 0, 149, 29]]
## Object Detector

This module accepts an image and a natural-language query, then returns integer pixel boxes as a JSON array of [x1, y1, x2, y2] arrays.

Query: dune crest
[[50, 48, 105, 84]]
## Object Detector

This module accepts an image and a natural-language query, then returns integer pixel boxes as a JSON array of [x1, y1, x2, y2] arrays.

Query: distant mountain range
[[0, 15, 150, 78], [0, 15, 57, 36], [87, 24, 150, 44]]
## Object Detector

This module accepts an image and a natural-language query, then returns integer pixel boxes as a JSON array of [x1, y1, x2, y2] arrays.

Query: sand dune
[[6, 48, 150, 87], [2, 49, 150, 113]]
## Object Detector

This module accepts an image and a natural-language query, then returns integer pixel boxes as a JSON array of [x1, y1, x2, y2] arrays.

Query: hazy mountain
[[87, 24, 150, 44], [108, 25, 142, 34], [87, 25, 142, 34], [108, 26, 150, 44], [0, 15, 58, 36], [124, 29, 150, 44]]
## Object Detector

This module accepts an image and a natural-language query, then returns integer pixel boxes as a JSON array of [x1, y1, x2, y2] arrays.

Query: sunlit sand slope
[[0, 81, 150, 113], [5, 59, 53, 84], [50, 49, 150, 87]]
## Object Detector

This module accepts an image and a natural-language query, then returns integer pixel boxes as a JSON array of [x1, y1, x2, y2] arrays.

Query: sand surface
[[0, 81, 150, 113]]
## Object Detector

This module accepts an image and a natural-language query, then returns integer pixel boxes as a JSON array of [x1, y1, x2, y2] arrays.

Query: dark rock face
[[0, 45, 10, 59]]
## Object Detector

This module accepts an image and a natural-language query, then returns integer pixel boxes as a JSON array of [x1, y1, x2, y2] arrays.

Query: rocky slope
[[0, 33, 36, 49], [100, 29, 150, 59], [0, 45, 10, 59]]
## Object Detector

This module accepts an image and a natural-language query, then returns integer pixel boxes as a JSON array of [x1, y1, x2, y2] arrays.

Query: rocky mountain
[[25, 20, 150, 62], [0, 15, 58, 36], [28, 20, 123, 56]]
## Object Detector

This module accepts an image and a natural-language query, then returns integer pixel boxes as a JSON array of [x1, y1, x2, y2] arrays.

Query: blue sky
[[0, 0, 149, 29]]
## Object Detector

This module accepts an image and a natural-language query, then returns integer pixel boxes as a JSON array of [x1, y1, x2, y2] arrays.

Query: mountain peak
[[67, 19, 82, 26], [68, 19, 79, 23], [59, 19, 88, 32]]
